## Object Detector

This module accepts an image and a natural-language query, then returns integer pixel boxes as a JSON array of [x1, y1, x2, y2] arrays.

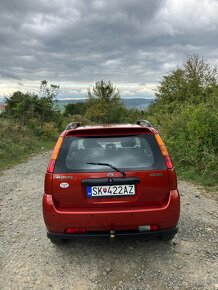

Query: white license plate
[[87, 185, 135, 197]]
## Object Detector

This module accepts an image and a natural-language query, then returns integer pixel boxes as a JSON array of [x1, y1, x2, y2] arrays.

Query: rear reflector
[[150, 225, 159, 231], [65, 227, 86, 234]]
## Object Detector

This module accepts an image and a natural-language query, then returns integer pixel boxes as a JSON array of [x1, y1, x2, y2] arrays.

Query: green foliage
[[85, 80, 125, 123], [0, 118, 54, 170], [87, 80, 120, 101], [3, 81, 63, 137], [41, 122, 59, 140], [0, 80, 63, 170], [148, 55, 218, 186], [63, 80, 145, 124], [4, 91, 61, 126], [154, 55, 217, 108], [64, 102, 87, 116]]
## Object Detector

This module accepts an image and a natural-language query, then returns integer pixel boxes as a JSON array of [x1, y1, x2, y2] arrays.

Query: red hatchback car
[[43, 121, 180, 244]]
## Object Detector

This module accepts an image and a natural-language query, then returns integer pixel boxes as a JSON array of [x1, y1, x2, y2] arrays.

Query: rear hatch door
[[53, 129, 169, 208]]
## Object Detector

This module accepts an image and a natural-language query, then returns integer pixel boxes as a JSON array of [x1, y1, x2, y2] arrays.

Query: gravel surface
[[0, 152, 217, 290]]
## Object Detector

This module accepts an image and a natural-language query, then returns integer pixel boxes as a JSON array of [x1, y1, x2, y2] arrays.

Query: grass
[[176, 166, 217, 187], [0, 118, 55, 171]]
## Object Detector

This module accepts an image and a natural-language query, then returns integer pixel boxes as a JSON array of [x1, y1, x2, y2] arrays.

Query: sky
[[0, 0, 218, 100]]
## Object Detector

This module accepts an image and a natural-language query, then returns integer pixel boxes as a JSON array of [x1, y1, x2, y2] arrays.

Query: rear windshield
[[54, 134, 166, 173]]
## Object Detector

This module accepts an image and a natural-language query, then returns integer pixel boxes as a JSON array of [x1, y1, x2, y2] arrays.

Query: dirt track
[[0, 152, 217, 290]]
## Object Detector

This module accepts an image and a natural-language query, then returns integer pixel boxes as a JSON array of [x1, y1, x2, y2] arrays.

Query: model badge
[[150, 173, 163, 176], [60, 182, 69, 188]]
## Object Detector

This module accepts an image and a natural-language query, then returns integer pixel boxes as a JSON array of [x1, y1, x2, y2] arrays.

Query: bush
[[0, 118, 54, 170], [41, 122, 59, 140], [152, 102, 218, 185]]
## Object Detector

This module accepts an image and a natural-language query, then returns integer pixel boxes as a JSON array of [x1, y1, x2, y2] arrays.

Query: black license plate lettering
[[112, 186, 118, 194], [118, 186, 123, 194], [129, 185, 134, 194]]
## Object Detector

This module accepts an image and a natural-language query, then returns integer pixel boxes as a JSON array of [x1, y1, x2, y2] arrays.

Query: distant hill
[[57, 98, 154, 111], [121, 98, 154, 110]]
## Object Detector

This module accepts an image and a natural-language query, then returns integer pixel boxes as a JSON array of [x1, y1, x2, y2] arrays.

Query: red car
[[43, 121, 180, 244]]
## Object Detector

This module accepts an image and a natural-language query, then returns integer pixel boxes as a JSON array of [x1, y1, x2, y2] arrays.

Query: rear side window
[[54, 134, 166, 173]]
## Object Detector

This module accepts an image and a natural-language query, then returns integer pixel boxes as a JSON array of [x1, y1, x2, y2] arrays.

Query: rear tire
[[161, 233, 176, 241], [49, 237, 65, 245]]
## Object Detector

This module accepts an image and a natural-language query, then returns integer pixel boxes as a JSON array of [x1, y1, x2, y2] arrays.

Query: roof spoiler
[[136, 120, 152, 127]]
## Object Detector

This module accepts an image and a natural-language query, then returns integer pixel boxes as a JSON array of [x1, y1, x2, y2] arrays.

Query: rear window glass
[[54, 135, 166, 173], [55, 134, 165, 173]]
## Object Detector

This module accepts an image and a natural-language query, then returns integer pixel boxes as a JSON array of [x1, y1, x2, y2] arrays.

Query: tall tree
[[87, 80, 120, 102], [154, 55, 218, 110], [85, 80, 126, 123]]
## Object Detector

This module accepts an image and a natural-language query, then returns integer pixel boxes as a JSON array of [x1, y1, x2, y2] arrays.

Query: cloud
[[0, 0, 217, 98]]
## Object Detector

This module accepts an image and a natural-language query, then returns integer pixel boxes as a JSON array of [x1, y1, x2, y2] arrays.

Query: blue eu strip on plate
[[87, 186, 92, 197]]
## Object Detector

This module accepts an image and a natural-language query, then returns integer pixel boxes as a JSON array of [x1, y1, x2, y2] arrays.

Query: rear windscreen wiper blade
[[86, 162, 126, 177]]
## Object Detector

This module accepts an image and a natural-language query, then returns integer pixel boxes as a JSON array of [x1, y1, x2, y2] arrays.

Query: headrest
[[83, 139, 101, 148], [121, 138, 136, 148]]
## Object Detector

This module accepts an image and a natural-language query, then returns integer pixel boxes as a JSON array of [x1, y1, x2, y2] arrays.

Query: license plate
[[87, 185, 135, 197]]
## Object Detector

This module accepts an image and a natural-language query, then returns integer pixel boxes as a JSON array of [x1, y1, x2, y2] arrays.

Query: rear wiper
[[86, 162, 126, 177]]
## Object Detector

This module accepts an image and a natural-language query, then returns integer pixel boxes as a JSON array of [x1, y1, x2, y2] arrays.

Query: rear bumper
[[47, 226, 178, 239], [43, 189, 180, 233]]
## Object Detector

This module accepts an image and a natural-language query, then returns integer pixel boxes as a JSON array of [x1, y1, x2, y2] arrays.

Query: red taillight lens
[[150, 225, 159, 231], [154, 134, 174, 169], [65, 227, 86, 234], [164, 155, 173, 169], [47, 159, 56, 173]]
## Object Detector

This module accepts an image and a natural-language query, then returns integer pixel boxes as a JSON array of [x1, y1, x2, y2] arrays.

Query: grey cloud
[[0, 0, 217, 95]]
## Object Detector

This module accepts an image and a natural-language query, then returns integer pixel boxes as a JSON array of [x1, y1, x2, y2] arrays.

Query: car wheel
[[161, 233, 176, 241], [49, 237, 65, 245]]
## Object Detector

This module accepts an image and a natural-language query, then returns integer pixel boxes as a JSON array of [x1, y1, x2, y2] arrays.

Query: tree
[[85, 80, 126, 123], [40, 80, 60, 100], [64, 102, 87, 116], [147, 55, 218, 185], [87, 80, 120, 102], [4, 81, 62, 126], [154, 55, 218, 111]]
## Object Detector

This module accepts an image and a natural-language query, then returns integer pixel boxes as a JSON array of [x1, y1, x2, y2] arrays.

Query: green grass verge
[[176, 167, 217, 187], [0, 138, 55, 171], [0, 118, 55, 171]]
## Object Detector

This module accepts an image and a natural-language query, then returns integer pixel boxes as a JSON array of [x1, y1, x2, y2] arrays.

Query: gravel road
[[0, 152, 217, 290]]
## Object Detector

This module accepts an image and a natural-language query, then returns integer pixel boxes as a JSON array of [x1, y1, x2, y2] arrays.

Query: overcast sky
[[0, 0, 218, 100]]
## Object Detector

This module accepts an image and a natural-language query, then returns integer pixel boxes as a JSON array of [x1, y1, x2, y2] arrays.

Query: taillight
[[47, 160, 56, 173], [155, 134, 173, 169], [47, 136, 63, 173]]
